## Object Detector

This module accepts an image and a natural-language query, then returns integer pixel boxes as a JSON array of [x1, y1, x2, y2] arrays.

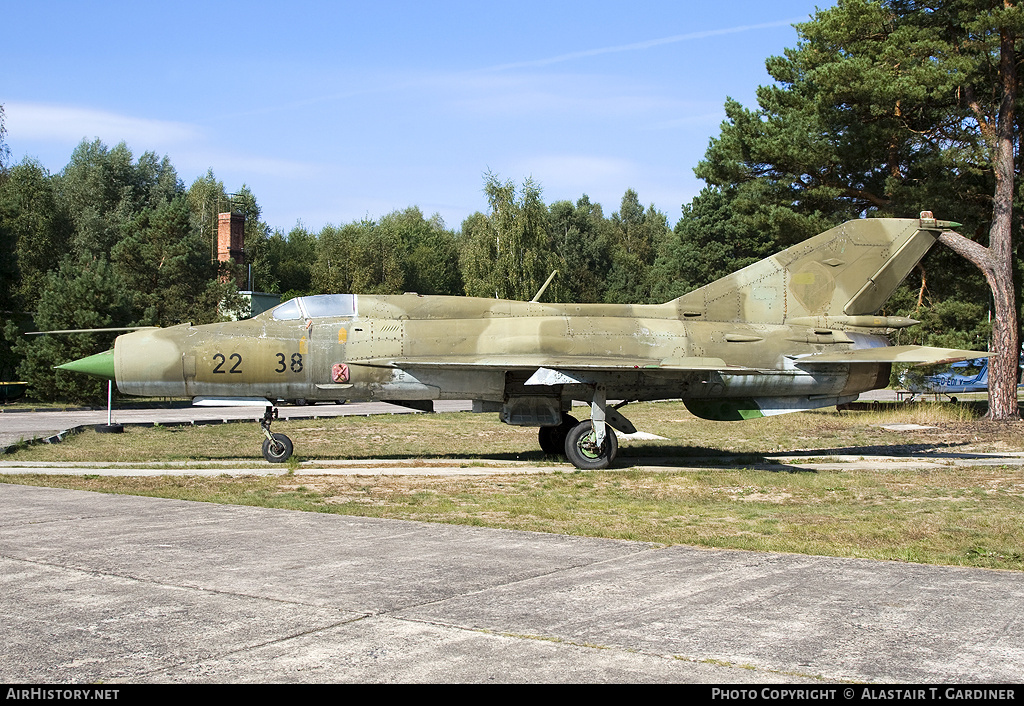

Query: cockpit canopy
[[270, 294, 357, 320]]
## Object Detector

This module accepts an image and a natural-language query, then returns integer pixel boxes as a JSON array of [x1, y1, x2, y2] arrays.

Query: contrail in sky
[[484, 18, 805, 72], [208, 18, 807, 121]]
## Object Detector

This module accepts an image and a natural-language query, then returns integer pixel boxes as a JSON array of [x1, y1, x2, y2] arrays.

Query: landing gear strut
[[564, 386, 632, 470], [260, 406, 293, 463], [521, 368, 635, 469]]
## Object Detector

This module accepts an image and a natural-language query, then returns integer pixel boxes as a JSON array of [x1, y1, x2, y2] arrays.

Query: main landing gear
[[260, 406, 293, 463], [564, 419, 618, 470], [538, 413, 618, 469], [538, 387, 636, 470], [538, 414, 578, 455]]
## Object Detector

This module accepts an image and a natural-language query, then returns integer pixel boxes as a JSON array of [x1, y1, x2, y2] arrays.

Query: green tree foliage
[[460, 174, 554, 301], [694, 0, 1008, 240], [56, 140, 181, 257], [383, 207, 463, 296], [186, 169, 228, 261], [185, 175, 269, 291], [0, 104, 9, 172], [310, 208, 460, 297], [457, 211, 498, 298], [231, 185, 271, 291], [0, 159, 75, 382], [264, 225, 317, 299], [112, 195, 231, 326], [349, 217, 407, 294], [1, 142, 246, 400], [14, 256, 132, 403], [687, 0, 1022, 415], [314, 218, 405, 295], [311, 222, 363, 295], [603, 189, 671, 304], [546, 195, 613, 303], [0, 159, 74, 308], [650, 187, 757, 302], [0, 105, 16, 380]]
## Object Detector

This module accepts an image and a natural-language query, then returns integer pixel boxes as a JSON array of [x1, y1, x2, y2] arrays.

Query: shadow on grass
[[608, 438, 1003, 472], [289, 438, 978, 473]]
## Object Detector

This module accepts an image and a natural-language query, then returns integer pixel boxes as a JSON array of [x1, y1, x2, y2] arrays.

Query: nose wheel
[[260, 406, 293, 463], [262, 433, 293, 463]]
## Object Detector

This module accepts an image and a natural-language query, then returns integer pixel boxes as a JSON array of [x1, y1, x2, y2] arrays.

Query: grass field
[[3, 401, 1023, 571]]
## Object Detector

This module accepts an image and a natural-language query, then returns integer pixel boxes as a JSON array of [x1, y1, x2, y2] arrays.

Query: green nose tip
[[56, 349, 116, 380]]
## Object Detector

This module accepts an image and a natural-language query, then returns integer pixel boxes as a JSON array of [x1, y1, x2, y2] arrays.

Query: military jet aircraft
[[58, 213, 987, 469]]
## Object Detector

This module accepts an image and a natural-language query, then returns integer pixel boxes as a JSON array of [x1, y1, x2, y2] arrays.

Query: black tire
[[538, 426, 559, 455], [538, 414, 579, 456], [95, 424, 124, 434], [262, 433, 293, 463], [564, 421, 617, 470]]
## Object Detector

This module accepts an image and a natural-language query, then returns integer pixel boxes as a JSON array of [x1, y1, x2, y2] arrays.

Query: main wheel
[[564, 421, 617, 470], [538, 414, 579, 456], [262, 433, 293, 463]]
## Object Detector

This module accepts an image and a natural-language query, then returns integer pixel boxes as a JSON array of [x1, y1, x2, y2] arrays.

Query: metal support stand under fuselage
[[94, 379, 124, 434]]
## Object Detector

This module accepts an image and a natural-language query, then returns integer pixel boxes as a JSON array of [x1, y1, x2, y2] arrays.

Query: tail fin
[[671, 216, 953, 325]]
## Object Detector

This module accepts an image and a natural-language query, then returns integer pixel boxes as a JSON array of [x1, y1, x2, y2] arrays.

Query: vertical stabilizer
[[671, 216, 950, 325]]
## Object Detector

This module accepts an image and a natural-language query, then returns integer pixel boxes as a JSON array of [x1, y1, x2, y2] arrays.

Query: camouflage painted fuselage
[[114, 296, 883, 407], [108, 216, 985, 422]]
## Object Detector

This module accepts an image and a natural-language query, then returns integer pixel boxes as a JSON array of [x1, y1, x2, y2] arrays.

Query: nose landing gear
[[260, 406, 293, 463]]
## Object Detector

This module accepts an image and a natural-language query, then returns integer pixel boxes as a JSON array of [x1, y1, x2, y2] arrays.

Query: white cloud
[[503, 155, 642, 207], [172, 149, 322, 180], [4, 101, 201, 147], [3, 101, 323, 189], [514, 155, 637, 185], [431, 71, 687, 119]]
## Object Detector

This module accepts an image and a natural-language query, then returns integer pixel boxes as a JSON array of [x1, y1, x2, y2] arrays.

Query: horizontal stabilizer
[[794, 346, 989, 366]]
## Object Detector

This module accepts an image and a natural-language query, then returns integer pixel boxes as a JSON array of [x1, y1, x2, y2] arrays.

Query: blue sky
[[2, 1, 834, 233]]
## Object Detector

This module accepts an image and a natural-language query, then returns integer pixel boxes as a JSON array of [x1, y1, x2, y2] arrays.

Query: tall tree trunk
[[940, 229, 1019, 420], [939, 14, 1019, 420], [985, 19, 1019, 421]]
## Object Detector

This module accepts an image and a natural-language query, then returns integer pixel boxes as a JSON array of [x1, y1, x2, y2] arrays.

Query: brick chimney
[[216, 212, 245, 265]]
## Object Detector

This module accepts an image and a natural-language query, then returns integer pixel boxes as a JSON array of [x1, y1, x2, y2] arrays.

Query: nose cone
[[56, 349, 116, 380]]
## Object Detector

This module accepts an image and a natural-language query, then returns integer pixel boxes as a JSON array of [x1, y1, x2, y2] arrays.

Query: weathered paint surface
[[103, 216, 985, 422]]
